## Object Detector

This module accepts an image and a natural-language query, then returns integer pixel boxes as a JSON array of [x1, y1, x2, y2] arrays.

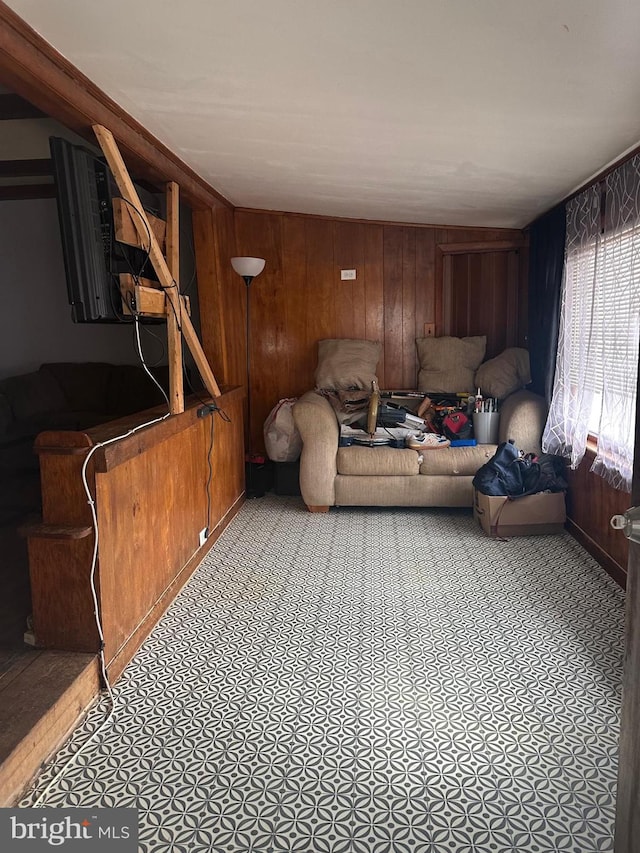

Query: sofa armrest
[[498, 390, 547, 456], [293, 391, 339, 507]]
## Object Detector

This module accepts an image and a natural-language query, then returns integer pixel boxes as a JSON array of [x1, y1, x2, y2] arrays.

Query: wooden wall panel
[[382, 227, 404, 390], [443, 249, 521, 359], [363, 225, 385, 379], [281, 215, 309, 396], [401, 228, 417, 388], [24, 392, 245, 675], [415, 228, 436, 338], [566, 448, 629, 587], [234, 210, 526, 452], [334, 220, 366, 340], [193, 206, 242, 389]]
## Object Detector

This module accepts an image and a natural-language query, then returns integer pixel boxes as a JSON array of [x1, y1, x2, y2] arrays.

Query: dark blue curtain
[[527, 203, 566, 403]]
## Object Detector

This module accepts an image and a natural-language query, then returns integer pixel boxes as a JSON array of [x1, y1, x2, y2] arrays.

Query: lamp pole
[[230, 257, 266, 496], [243, 274, 252, 458]]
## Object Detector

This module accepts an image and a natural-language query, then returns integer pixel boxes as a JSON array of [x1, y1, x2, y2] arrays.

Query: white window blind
[[543, 158, 640, 492]]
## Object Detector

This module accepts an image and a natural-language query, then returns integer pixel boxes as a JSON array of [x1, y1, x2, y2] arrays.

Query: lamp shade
[[231, 257, 266, 279]]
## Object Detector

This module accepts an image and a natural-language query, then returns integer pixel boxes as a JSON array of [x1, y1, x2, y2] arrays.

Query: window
[[543, 159, 640, 492]]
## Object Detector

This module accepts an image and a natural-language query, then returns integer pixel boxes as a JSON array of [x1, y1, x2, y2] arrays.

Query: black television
[[49, 136, 162, 323]]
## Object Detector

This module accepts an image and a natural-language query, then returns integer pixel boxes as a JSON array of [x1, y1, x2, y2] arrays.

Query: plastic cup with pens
[[473, 393, 500, 444]]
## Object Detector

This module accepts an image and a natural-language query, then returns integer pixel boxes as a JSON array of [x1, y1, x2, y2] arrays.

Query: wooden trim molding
[[0, 184, 55, 200], [234, 206, 526, 236], [565, 518, 627, 590], [437, 239, 525, 254], [0, 158, 51, 177], [0, 1, 231, 211]]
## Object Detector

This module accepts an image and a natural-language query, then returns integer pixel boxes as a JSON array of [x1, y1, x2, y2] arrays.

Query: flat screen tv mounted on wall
[[49, 136, 162, 323]]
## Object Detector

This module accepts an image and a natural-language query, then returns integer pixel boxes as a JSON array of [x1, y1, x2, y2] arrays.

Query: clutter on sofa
[[293, 337, 548, 511]]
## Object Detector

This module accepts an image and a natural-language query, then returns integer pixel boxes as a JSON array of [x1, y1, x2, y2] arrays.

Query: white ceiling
[[6, 0, 640, 228]]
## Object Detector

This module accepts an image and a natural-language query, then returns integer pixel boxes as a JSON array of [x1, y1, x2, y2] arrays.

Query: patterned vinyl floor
[[21, 496, 626, 852]]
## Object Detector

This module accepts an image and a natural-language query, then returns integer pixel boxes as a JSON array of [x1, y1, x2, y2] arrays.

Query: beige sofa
[[293, 389, 547, 512]]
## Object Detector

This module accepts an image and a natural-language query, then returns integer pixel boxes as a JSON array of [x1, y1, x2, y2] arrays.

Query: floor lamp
[[231, 256, 266, 496]]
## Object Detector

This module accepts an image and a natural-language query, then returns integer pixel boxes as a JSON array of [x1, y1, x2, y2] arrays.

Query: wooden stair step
[[0, 650, 100, 806]]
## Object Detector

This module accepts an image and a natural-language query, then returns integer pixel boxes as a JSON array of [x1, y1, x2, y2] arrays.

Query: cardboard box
[[474, 489, 566, 537]]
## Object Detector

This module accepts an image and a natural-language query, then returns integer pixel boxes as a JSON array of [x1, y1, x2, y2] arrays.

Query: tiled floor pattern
[[21, 497, 626, 852]]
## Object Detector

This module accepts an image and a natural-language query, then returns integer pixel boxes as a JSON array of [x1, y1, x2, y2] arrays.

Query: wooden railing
[[22, 387, 244, 681]]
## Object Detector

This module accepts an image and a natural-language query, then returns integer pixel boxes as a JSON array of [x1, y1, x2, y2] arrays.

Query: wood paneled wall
[[443, 249, 523, 359], [193, 206, 244, 388], [566, 448, 629, 587], [234, 210, 526, 452]]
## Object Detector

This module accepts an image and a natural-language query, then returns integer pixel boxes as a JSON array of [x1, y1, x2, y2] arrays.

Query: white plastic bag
[[263, 398, 302, 462]]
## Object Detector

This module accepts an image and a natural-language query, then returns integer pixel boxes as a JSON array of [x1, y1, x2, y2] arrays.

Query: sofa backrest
[[39, 362, 114, 414], [0, 362, 174, 436], [106, 364, 170, 415], [0, 368, 68, 432]]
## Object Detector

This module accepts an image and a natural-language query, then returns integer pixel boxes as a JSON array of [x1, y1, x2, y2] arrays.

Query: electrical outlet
[[340, 269, 356, 281], [424, 323, 435, 337], [199, 528, 208, 547]]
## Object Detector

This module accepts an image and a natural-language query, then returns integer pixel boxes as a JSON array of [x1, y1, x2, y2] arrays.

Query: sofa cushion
[[0, 370, 67, 421], [337, 446, 421, 476], [416, 336, 486, 393], [315, 339, 381, 391], [475, 348, 531, 399], [419, 445, 496, 476]]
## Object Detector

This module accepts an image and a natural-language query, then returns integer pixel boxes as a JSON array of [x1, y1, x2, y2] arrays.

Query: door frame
[[613, 365, 640, 850]]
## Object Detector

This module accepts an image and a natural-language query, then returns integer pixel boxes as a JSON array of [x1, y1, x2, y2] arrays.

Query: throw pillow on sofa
[[416, 335, 486, 393], [474, 348, 531, 399], [314, 338, 381, 391]]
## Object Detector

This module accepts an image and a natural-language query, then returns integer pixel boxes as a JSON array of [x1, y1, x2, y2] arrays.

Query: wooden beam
[[0, 3, 231, 211], [0, 157, 51, 177], [119, 275, 190, 317], [165, 181, 185, 414], [94, 124, 221, 398], [0, 183, 54, 200], [112, 197, 166, 252], [0, 91, 45, 119]]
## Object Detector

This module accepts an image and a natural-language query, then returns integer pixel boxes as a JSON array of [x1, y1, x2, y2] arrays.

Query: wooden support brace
[[165, 181, 184, 414], [93, 124, 221, 399], [113, 196, 166, 251], [119, 275, 190, 317]]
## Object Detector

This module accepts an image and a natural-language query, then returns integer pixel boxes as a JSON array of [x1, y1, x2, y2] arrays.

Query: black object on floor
[[245, 457, 274, 498], [274, 461, 301, 496]]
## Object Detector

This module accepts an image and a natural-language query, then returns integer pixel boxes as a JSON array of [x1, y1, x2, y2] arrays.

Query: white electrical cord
[[134, 315, 170, 408]]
